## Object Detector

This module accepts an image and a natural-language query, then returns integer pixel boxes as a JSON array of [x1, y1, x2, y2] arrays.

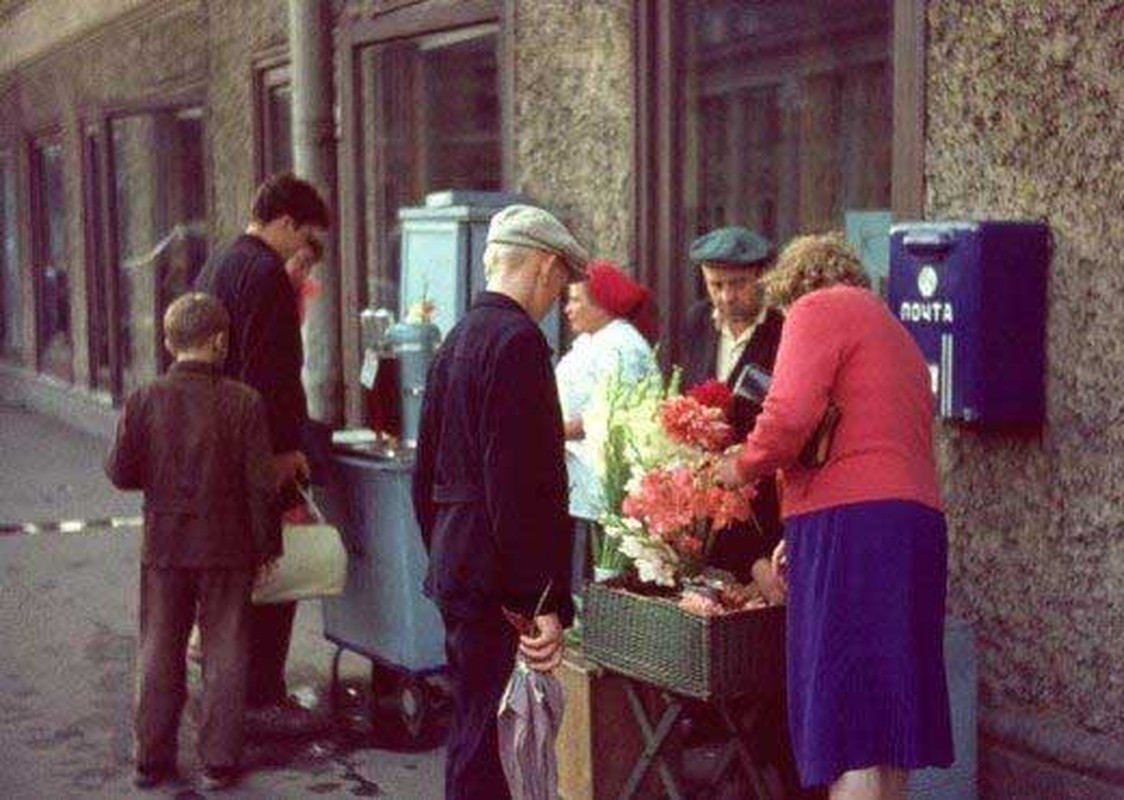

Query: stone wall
[[926, 0, 1124, 750], [509, 0, 634, 265], [206, 0, 288, 244], [0, 0, 288, 389], [6, 0, 208, 391]]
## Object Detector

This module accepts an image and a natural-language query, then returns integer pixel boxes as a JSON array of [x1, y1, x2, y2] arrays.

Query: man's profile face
[[701, 263, 765, 328], [278, 217, 326, 262]]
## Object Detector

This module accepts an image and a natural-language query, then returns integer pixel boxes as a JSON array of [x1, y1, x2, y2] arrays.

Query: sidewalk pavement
[[0, 403, 445, 798]]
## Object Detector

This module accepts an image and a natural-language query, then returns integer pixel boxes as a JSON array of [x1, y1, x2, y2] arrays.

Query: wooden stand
[[557, 647, 663, 799]]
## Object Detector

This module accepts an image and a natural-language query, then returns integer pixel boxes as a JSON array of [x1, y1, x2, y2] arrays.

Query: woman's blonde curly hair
[[761, 232, 870, 307]]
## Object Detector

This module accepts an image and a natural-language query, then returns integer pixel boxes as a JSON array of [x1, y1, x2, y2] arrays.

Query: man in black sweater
[[413, 205, 586, 799], [194, 173, 330, 729], [679, 225, 784, 597]]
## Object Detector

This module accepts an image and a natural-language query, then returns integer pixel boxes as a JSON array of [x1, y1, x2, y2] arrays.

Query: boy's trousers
[[135, 567, 254, 770]]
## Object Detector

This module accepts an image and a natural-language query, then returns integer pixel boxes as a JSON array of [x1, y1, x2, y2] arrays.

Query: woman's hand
[[751, 556, 787, 605], [770, 540, 788, 584], [563, 417, 585, 440]]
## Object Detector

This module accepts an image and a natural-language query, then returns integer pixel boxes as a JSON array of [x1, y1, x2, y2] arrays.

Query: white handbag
[[252, 487, 348, 605]]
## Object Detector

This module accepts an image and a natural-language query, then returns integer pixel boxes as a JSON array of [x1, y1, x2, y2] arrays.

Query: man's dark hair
[[164, 292, 230, 353], [251, 173, 331, 229]]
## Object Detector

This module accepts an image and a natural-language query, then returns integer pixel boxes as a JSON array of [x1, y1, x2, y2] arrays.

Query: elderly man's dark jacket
[[681, 299, 785, 581], [195, 234, 307, 455], [412, 292, 574, 625], [105, 361, 281, 567]]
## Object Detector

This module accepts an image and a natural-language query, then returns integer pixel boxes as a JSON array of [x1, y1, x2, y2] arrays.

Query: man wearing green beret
[[681, 224, 785, 594], [680, 225, 809, 797]]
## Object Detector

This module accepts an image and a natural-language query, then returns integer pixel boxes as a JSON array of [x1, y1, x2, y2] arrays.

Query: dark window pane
[[111, 107, 208, 394], [1, 155, 21, 360], [85, 133, 111, 390], [685, 0, 891, 294], [34, 141, 71, 380], [267, 83, 293, 176], [359, 26, 501, 313]]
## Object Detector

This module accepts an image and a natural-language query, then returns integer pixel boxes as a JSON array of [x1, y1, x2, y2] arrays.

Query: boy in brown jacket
[[106, 292, 280, 791]]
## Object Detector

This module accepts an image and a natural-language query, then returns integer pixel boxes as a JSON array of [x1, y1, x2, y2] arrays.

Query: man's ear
[[163, 336, 175, 358], [213, 330, 228, 351]]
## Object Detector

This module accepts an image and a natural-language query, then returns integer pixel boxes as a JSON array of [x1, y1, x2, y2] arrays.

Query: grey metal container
[[320, 451, 445, 674], [388, 321, 441, 448]]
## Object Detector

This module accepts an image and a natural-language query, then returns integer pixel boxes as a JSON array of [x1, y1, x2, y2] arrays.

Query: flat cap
[[689, 226, 774, 268], [486, 204, 589, 280]]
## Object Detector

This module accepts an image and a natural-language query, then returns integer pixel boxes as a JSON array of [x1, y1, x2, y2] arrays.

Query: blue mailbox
[[888, 221, 1049, 425]]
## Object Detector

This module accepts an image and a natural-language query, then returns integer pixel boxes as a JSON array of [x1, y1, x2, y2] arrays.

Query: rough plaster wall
[[510, 0, 633, 265], [926, 0, 1124, 735], [206, 0, 287, 245]]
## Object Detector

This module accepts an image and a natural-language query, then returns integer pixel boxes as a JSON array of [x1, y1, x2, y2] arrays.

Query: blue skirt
[[785, 499, 954, 787]]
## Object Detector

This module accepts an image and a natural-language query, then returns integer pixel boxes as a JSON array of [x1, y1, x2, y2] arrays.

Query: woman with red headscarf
[[555, 261, 659, 584]]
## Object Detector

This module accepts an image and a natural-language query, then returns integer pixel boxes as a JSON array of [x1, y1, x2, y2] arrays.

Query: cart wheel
[[395, 676, 428, 741], [370, 664, 431, 746]]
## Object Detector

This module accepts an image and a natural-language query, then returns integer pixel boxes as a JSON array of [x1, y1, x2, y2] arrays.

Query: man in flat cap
[[682, 226, 787, 593], [681, 225, 808, 796], [412, 204, 585, 799]]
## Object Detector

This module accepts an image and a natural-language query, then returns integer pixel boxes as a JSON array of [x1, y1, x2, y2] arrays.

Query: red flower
[[660, 395, 733, 452], [687, 380, 733, 414]]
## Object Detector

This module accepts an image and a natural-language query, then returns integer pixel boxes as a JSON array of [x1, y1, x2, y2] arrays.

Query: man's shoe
[[244, 695, 329, 739], [133, 763, 176, 789], [200, 766, 240, 791]]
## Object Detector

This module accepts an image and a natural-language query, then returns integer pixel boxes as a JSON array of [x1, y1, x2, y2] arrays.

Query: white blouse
[[555, 319, 658, 519]]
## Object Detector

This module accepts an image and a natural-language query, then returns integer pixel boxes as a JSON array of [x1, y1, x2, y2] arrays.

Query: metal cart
[[318, 446, 447, 742]]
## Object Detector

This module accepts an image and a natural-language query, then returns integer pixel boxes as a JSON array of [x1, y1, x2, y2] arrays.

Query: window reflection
[[33, 140, 71, 380], [0, 154, 21, 360], [111, 107, 207, 393], [266, 82, 293, 176], [84, 131, 111, 391], [358, 25, 501, 313], [686, 0, 891, 253]]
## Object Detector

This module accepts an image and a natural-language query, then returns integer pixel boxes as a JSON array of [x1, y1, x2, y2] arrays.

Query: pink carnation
[[659, 395, 733, 452]]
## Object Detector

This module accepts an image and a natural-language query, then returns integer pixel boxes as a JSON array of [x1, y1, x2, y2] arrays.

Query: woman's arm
[[735, 293, 843, 480]]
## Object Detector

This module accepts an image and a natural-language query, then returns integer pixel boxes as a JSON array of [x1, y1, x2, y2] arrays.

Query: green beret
[[688, 226, 774, 268]]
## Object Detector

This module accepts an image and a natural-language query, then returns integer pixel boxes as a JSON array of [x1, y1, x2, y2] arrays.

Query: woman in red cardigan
[[719, 233, 953, 800]]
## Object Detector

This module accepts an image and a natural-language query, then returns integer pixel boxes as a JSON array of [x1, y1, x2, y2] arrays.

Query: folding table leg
[[714, 701, 778, 800], [618, 681, 684, 800]]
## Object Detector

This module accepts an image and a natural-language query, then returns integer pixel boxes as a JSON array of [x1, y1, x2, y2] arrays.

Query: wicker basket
[[582, 582, 785, 701]]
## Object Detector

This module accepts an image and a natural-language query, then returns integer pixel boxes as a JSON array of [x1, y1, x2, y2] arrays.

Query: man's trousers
[[442, 609, 519, 800], [135, 566, 253, 770], [245, 600, 297, 707]]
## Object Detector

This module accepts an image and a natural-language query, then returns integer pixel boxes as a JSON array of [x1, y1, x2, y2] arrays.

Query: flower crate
[[582, 581, 785, 701]]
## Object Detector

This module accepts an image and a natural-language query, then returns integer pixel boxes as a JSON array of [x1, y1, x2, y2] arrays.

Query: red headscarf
[[586, 260, 659, 343]]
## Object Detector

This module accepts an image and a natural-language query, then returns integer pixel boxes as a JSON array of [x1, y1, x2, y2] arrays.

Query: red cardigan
[[736, 285, 942, 518]]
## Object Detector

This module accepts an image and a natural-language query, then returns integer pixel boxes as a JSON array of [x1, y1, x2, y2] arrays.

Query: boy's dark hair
[[164, 292, 230, 353], [251, 173, 331, 229]]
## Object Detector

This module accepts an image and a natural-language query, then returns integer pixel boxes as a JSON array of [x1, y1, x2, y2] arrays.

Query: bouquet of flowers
[[585, 369, 758, 589]]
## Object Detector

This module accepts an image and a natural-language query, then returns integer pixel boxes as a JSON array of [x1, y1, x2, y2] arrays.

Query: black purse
[[733, 363, 839, 468]]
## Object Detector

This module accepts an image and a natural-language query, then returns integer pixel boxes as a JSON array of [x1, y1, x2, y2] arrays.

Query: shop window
[[0, 151, 21, 360], [83, 128, 111, 391], [637, 0, 917, 358], [109, 106, 207, 394], [31, 137, 71, 381], [688, 1, 891, 244], [356, 23, 502, 313], [256, 63, 293, 180]]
